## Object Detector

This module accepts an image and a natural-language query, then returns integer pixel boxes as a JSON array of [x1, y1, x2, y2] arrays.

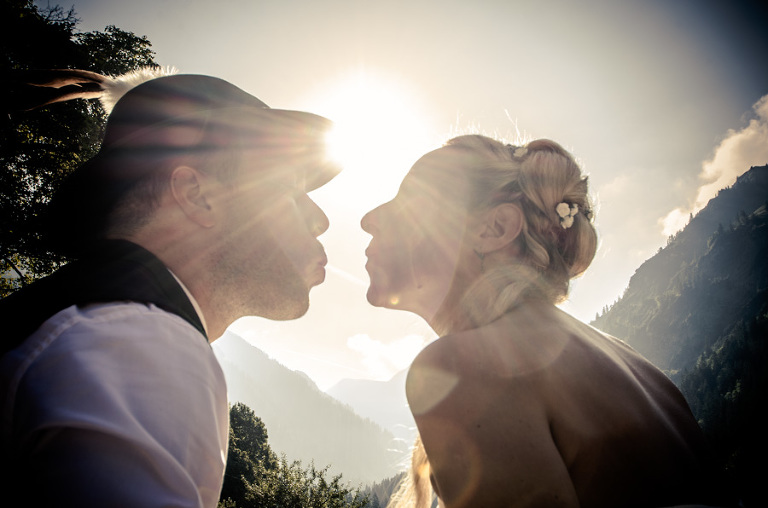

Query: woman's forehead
[[398, 149, 474, 208], [408, 146, 472, 186]]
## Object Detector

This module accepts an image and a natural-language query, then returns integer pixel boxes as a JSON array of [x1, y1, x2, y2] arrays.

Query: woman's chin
[[365, 287, 385, 307], [366, 287, 401, 309]]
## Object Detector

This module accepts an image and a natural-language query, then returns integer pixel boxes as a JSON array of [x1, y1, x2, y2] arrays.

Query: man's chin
[[284, 299, 310, 320], [259, 294, 310, 321]]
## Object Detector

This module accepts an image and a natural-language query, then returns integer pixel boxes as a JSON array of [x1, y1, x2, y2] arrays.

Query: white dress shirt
[[1, 301, 228, 507]]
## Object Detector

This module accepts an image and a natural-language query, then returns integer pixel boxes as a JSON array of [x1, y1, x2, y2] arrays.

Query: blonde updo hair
[[445, 135, 597, 327]]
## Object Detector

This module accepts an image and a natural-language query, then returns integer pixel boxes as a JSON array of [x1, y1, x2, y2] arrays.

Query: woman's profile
[[361, 135, 733, 508]]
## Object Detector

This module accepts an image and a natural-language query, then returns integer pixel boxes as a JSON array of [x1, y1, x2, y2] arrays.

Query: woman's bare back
[[407, 302, 730, 507]]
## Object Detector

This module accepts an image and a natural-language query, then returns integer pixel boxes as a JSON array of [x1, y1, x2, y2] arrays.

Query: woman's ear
[[169, 166, 217, 228], [474, 203, 524, 254]]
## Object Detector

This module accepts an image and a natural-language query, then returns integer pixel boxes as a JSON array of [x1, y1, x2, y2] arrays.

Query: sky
[[52, 0, 768, 390]]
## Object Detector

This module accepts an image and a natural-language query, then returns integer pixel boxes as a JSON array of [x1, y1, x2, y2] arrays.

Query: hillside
[[213, 332, 405, 486], [592, 165, 768, 372], [591, 165, 768, 506], [327, 370, 417, 452]]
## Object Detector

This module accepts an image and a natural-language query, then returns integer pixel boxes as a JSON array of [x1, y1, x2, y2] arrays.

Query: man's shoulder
[[3, 302, 218, 407], [4, 302, 204, 374], [37, 301, 205, 351]]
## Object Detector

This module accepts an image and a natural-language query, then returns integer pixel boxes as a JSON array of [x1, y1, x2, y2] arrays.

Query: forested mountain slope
[[592, 165, 768, 373]]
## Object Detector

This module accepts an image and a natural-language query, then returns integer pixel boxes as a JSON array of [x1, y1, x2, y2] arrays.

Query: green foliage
[[244, 457, 370, 508], [229, 401, 277, 469], [0, 0, 158, 297], [220, 403, 277, 505], [75, 25, 157, 72], [678, 302, 768, 507], [219, 403, 372, 508]]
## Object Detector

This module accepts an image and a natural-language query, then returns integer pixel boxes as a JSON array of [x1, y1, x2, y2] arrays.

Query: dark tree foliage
[[676, 211, 768, 508], [679, 310, 768, 508], [244, 457, 370, 508], [219, 403, 372, 508], [76, 25, 157, 72], [0, 0, 158, 296], [220, 402, 278, 505]]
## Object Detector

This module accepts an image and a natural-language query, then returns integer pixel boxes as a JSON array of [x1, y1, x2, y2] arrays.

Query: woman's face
[[361, 147, 475, 321]]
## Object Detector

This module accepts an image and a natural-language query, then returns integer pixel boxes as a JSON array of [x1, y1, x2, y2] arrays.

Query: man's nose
[[306, 198, 329, 237]]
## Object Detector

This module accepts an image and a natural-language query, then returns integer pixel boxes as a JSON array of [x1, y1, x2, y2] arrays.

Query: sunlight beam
[[303, 69, 440, 208]]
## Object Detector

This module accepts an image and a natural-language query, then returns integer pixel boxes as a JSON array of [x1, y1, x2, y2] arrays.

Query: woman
[[361, 135, 731, 508]]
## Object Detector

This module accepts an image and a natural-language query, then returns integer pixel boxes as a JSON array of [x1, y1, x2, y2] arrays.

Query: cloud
[[661, 94, 768, 236], [346, 333, 428, 380]]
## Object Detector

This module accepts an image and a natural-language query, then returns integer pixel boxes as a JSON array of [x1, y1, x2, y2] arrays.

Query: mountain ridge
[[213, 333, 406, 486], [327, 369, 417, 450], [592, 165, 768, 372]]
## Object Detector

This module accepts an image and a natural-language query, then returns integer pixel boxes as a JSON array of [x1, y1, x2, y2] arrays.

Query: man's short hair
[[104, 141, 243, 239]]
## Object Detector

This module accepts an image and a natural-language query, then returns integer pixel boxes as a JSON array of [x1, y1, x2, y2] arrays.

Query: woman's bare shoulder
[[405, 334, 465, 417], [405, 303, 636, 416], [405, 311, 553, 417]]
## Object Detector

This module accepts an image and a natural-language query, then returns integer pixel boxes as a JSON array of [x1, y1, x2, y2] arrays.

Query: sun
[[302, 70, 439, 207]]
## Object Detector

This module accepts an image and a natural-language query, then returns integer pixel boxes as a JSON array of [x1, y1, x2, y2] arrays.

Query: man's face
[[215, 156, 330, 321]]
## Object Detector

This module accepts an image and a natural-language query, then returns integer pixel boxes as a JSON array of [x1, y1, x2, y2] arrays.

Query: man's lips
[[308, 253, 328, 285]]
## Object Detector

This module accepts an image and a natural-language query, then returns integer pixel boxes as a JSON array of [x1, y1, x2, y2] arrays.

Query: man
[[0, 70, 341, 506]]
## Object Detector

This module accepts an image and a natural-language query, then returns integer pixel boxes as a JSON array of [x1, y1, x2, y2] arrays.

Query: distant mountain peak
[[327, 369, 417, 446]]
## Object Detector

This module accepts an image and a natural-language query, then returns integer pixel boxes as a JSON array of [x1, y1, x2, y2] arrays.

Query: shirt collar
[[168, 269, 209, 338]]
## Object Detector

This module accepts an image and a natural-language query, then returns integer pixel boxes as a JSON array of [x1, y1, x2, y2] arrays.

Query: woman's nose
[[360, 204, 382, 234]]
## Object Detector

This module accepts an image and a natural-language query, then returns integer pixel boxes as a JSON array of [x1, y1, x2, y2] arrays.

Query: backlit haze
[[61, 0, 768, 390]]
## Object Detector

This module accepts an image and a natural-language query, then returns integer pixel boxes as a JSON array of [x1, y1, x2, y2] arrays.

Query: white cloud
[[346, 333, 428, 381], [660, 207, 692, 237], [661, 94, 768, 236]]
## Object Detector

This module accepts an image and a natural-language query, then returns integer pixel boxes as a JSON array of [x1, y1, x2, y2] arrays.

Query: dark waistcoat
[[0, 239, 207, 356]]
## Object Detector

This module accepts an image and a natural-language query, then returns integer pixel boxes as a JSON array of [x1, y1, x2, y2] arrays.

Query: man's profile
[[0, 68, 341, 506]]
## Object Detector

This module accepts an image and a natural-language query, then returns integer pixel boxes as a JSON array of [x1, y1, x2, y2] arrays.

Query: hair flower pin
[[556, 202, 579, 229]]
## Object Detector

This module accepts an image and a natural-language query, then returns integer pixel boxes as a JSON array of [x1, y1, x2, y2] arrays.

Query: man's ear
[[169, 166, 217, 228], [474, 203, 524, 254]]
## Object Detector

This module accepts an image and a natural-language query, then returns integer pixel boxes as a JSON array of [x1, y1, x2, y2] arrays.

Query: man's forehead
[[235, 145, 322, 186]]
